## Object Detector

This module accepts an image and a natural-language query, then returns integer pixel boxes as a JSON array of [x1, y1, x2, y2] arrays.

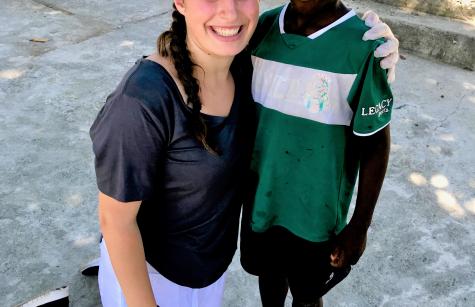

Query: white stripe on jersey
[[252, 56, 357, 126]]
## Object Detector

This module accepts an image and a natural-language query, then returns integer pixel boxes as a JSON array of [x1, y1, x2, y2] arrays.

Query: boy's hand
[[330, 224, 368, 268], [362, 10, 399, 83]]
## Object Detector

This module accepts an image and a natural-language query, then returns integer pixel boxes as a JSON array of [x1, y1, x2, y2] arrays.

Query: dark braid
[[158, 5, 215, 153]]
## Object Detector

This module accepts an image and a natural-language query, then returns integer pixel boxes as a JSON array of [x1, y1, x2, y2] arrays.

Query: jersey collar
[[279, 3, 356, 40]]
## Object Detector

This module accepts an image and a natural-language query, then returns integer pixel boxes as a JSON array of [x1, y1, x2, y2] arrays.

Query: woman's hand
[[362, 10, 400, 83]]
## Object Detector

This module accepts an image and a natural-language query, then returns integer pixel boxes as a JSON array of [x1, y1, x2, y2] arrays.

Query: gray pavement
[[1, 1, 474, 306], [370, 0, 475, 20], [346, 0, 475, 71]]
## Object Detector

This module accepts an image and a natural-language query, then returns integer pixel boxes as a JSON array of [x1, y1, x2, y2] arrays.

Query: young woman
[[90, 1, 258, 306], [89, 1, 399, 306]]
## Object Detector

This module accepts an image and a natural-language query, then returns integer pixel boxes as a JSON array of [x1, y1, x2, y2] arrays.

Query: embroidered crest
[[304, 74, 331, 114]]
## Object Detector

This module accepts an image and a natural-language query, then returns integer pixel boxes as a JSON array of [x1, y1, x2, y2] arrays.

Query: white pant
[[98, 241, 226, 307]]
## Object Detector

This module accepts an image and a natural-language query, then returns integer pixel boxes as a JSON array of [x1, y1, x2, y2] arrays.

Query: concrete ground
[[0, 0, 474, 306]]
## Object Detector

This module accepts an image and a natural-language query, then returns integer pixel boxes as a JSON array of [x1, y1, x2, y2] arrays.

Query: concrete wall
[[371, 0, 475, 20]]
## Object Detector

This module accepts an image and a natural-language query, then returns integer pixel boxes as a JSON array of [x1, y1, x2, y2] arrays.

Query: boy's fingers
[[330, 250, 338, 261], [330, 248, 343, 267], [362, 10, 381, 27], [331, 254, 345, 268], [330, 259, 341, 267], [330, 248, 339, 260]]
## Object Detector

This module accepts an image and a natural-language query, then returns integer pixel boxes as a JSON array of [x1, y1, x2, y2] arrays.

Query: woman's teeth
[[212, 26, 241, 37]]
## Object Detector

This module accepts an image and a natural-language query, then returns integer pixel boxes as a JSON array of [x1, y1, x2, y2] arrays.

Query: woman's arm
[[99, 192, 157, 307], [362, 11, 400, 83]]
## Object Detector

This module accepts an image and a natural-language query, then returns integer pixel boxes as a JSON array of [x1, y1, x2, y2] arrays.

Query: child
[[240, 1, 394, 306]]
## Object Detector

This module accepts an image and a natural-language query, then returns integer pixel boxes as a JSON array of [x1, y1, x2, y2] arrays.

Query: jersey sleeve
[[90, 91, 168, 202], [348, 50, 394, 136]]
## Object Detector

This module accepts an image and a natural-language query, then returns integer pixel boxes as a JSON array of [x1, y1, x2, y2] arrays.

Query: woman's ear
[[174, 0, 186, 15]]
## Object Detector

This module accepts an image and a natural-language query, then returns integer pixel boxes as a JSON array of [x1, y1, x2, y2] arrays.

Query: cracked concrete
[[1, 1, 474, 307], [32, 0, 75, 16]]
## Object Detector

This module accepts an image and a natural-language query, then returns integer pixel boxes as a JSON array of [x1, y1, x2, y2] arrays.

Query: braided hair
[[157, 5, 215, 153]]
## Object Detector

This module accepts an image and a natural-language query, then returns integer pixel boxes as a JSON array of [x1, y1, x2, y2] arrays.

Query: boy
[[240, 1, 394, 306]]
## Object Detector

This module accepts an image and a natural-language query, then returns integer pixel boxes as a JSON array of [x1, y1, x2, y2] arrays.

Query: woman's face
[[175, 0, 259, 58]]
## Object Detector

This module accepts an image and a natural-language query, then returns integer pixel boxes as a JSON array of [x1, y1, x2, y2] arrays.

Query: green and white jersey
[[249, 4, 393, 242]]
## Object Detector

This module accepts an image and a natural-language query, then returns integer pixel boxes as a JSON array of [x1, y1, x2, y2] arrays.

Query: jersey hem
[[251, 221, 333, 243], [353, 120, 390, 137]]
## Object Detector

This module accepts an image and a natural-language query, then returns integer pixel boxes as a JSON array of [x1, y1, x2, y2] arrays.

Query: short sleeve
[[349, 51, 394, 136], [90, 92, 166, 202]]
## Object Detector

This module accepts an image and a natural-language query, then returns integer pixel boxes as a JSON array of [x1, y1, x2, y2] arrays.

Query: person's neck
[[187, 38, 234, 86], [284, 0, 350, 36]]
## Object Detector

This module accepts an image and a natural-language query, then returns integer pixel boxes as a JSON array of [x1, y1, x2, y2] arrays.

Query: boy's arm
[[330, 126, 391, 268]]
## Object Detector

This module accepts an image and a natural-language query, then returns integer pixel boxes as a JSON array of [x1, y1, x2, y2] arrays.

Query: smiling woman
[[90, 1, 259, 307]]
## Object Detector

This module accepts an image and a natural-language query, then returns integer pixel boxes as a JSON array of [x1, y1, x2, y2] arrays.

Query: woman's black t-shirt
[[90, 56, 255, 288]]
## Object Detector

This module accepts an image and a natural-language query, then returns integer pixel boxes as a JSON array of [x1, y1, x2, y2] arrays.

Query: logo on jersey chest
[[304, 74, 331, 114]]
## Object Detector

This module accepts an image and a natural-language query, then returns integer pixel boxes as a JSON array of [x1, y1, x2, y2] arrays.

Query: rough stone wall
[[371, 0, 475, 20]]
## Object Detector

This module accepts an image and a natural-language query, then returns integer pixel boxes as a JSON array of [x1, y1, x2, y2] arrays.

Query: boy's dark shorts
[[240, 208, 337, 300], [240, 224, 333, 278]]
